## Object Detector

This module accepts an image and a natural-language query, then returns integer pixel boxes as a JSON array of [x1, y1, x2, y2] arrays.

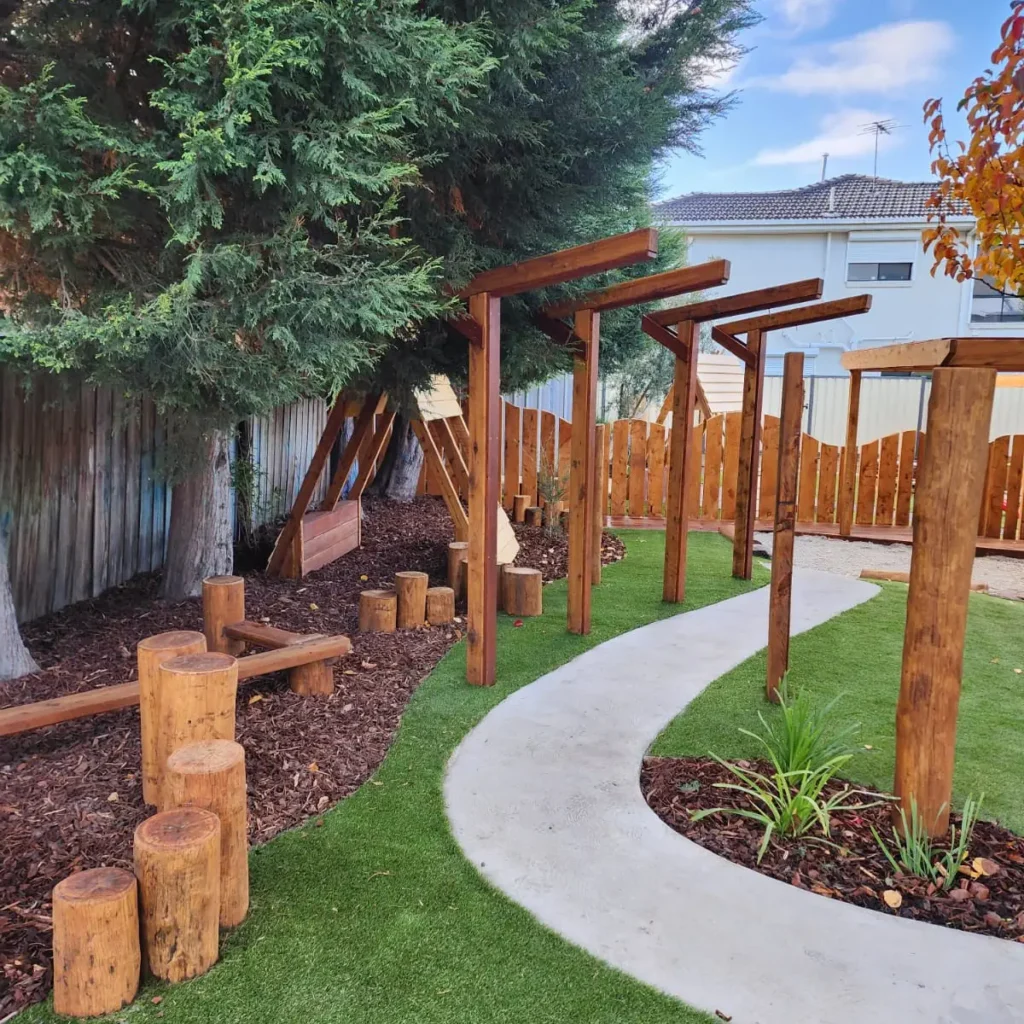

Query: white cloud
[[777, 0, 839, 32], [759, 21, 954, 95], [753, 108, 900, 166]]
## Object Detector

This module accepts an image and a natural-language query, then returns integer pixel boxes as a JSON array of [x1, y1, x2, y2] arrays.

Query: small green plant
[[872, 795, 983, 891], [231, 449, 285, 550], [691, 681, 878, 862], [537, 452, 568, 536], [745, 677, 860, 774]]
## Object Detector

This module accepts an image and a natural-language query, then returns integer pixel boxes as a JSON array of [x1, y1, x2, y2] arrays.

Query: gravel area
[[755, 532, 1024, 601]]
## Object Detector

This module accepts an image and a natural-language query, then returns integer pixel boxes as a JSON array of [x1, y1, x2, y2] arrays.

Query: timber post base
[[289, 659, 334, 696], [134, 808, 221, 982], [138, 631, 207, 807], [52, 867, 140, 1018], [395, 571, 428, 628], [525, 506, 543, 527], [164, 740, 249, 928], [426, 586, 456, 625], [502, 567, 543, 617]]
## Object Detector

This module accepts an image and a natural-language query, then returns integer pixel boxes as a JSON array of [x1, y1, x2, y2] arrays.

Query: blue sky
[[656, 0, 1009, 199]]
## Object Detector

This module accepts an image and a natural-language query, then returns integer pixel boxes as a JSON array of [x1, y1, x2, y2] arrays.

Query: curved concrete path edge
[[444, 569, 1024, 1024]]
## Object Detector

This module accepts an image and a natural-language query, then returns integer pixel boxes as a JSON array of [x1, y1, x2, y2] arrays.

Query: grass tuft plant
[[872, 795, 983, 891]]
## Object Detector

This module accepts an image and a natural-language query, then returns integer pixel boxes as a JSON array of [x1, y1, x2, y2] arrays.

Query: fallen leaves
[[973, 856, 1001, 877], [882, 889, 903, 909]]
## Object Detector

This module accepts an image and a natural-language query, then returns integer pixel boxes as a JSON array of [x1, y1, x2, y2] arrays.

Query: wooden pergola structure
[[453, 229, 664, 686], [642, 284, 872, 601], [838, 338, 1024, 836], [534, 260, 733, 635]]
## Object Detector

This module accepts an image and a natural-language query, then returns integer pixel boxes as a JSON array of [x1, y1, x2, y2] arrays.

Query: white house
[[654, 174, 1022, 376]]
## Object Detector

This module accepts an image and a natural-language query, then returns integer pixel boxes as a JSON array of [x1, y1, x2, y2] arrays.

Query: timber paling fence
[[0, 370, 329, 623], [425, 397, 1024, 541]]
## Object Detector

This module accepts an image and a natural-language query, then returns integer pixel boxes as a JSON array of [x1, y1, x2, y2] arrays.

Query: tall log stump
[[502, 567, 542, 617], [138, 631, 208, 806], [894, 367, 996, 837], [395, 571, 428, 628], [134, 808, 221, 982], [52, 867, 140, 1017], [359, 590, 397, 632], [426, 586, 455, 625], [202, 576, 245, 656], [513, 494, 529, 523], [525, 506, 543, 527], [447, 542, 468, 598], [164, 740, 248, 928], [155, 652, 238, 806]]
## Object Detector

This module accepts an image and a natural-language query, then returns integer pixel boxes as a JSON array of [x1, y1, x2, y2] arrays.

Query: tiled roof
[[653, 174, 967, 223]]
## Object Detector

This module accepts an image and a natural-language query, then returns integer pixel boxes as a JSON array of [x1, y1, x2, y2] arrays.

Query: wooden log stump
[[134, 808, 220, 982], [138, 631, 208, 806], [395, 571, 428, 628], [359, 590, 397, 632], [289, 659, 334, 696], [52, 867, 140, 1017], [447, 542, 468, 598], [513, 494, 529, 523], [155, 653, 238, 806], [202, 576, 245, 656], [426, 586, 455, 625], [525, 506, 543, 527], [502, 567, 543, 617], [164, 740, 248, 928]]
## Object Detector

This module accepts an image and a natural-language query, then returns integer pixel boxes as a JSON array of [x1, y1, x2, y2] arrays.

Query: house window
[[847, 262, 913, 282], [970, 277, 1024, 323]]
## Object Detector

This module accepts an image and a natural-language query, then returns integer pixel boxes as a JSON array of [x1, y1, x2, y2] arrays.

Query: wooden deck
[[605, 517, 1024, 558]]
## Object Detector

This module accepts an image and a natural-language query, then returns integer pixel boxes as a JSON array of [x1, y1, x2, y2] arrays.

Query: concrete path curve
[[444, 569, 1024, 1024]]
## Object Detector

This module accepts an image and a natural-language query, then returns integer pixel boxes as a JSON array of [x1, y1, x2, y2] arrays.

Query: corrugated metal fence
[[0, 370, 328, 623]]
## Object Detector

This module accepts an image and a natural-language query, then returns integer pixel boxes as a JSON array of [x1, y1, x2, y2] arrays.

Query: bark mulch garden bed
[[1, 496, 623, 1016], [642, 756, 1024, 944]]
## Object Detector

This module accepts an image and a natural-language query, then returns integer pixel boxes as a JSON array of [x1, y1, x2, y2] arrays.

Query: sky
[[656, 0, 1010, 200]]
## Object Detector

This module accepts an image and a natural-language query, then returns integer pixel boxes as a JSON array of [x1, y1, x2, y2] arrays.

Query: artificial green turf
[[652, 578, 1024, 835], [27, 531, 765, 1024]]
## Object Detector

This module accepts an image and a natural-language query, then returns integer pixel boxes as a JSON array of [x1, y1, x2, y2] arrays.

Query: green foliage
[[0, 0, 760, 427], [872, 796, 983, 891], [746, 677, 860, 775], [537, 451, 568, 536], [692, 682, 875, 862], [614, 339, 675, 419]]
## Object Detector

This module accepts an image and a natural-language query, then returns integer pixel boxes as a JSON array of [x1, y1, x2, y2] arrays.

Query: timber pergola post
[[709, 294, 872, 580], [840, 337, 1024, 836], [643, 278, 836, 601], [537, 261, 733, 633], [454, 229, 661, 684]]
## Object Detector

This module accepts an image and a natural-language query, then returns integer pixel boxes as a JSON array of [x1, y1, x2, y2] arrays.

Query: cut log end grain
[[395, 570, 429, 629], [164, 740, 248, 929], [137, 630, 208, 807], [134, 808, 221, 983], [52, 867, 140, 1018], [447, 542, 469, 598], [502, 567, 543, 617], [358, 589, 397, 633], [426, 586, 456, 625]]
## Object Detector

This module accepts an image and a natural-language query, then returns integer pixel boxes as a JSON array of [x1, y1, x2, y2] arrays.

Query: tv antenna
[[858, 119, 906, 179]]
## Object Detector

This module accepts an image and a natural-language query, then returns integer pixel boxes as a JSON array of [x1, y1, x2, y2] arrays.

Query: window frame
[[970, 276, 1024, 324]]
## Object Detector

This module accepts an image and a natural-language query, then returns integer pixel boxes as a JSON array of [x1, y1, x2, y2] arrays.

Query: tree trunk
[[0, 509, 39, 682], [161, 431, 233, 601], [369, 416, 422, 501]]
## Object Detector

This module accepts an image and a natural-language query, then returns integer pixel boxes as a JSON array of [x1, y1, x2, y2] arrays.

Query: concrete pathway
[[444, 570, 1024, 1024]]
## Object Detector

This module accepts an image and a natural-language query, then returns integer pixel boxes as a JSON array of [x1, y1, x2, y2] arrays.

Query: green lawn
[[27, 530, 765, 1024], [652, 578, 1024, 834]]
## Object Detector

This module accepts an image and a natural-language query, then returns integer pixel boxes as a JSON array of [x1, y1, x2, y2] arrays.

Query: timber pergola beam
[[649, 277, 824, 328], [536, 258, 732, 631], [457, 229, 660, 685]]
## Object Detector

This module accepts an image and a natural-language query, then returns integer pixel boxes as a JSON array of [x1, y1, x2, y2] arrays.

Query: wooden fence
[[1, 370, 329, 623]]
